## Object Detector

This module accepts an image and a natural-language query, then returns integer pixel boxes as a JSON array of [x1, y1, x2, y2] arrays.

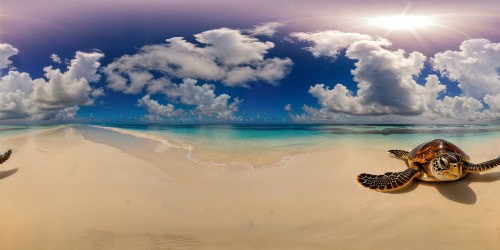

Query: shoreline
[[92, 124, 500, 171], [92, 125, 308, 171]]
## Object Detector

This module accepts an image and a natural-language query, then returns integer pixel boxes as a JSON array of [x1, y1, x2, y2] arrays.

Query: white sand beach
[[0, 126, 499, 249]]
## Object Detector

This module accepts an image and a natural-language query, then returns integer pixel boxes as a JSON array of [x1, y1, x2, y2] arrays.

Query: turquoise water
[[1, 124, 499, 154], [0, 125, 56, 139], [95, 124, 500, 153], [1, 124, 497, 168]]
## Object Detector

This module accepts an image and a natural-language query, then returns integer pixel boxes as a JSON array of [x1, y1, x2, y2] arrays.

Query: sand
[[0, 125, 499, 249]]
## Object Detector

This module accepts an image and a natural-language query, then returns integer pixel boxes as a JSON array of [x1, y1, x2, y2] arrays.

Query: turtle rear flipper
[[388, 150, 409, 160], [0, 149, 11, 164], [357, 168, 419, 192], [463, 157, 500, 173]]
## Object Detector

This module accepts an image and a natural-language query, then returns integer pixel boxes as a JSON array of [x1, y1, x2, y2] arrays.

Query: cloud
[[137, 95, 184, 119], [484, 94, 500, 113], [91, 88, 105, 98], [431, 96, 486, 120], [284, 103, 292, 112], [249, 22, 286, 37], [290, 105, 346, 122], [291, 31, 498, 123], [307, 37, 430, 116], [34, 106, 80, 121], [104, 26, 289, 121], [0, 72, 34, 120], [138, 79, 242, 121], [222, 57, 291, 87], [33, 52, 105, 113], [165, 78, 242, 120], [0, 46, 105, 121], [33, 67, 93, 112], [104, 27, 293, 93], [432, 39, 500, 100], [0, 44, 19, 71], [66, 51, 103, 83], [50, 53, 62, 64], [290, 31, 373, 58]]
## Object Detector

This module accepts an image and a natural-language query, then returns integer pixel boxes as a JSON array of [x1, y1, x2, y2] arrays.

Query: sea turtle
[[357, 139, 500, 192], [0, 149, 11, 164]]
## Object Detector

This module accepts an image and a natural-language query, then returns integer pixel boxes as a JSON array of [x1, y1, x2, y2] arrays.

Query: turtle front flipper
[[0, 149, 12, 164], [463, 156, 500, 173], [357, 168, 420, 192], [388, 150, 409, 160]]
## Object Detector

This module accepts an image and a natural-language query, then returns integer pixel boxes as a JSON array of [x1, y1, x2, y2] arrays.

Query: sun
[[369, 15, 435, 31]]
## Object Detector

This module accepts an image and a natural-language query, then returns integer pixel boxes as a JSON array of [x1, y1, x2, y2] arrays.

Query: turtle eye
[[439, 158, 449, 169]]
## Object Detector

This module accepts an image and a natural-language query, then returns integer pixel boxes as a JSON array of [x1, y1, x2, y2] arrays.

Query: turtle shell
[[408, 139, 470, 164]]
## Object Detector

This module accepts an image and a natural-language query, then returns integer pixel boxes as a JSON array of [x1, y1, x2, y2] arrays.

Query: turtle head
[[430, 154, 463, 181]]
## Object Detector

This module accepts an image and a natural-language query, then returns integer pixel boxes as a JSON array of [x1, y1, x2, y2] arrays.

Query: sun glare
[[370, 15, 435, 31]]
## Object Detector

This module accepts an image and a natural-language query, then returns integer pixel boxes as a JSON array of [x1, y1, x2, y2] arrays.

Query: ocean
[[2, 124, 499, 148], [1, 123, 499, 169], [96, 123, 500, 149], [83, 124, 500, 169]]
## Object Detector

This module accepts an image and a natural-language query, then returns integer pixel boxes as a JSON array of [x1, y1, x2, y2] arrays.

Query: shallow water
[[0, 125, 52, 139], [84, 124, 500, 169], [2, 123, 498, 150], [96, 124, 500, 149]]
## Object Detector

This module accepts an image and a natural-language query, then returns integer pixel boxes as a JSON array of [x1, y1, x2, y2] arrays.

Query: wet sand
[[0, 125, 499, 249]]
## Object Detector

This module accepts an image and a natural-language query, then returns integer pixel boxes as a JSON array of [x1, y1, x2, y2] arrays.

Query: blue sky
[[1, 0, 499, 124]]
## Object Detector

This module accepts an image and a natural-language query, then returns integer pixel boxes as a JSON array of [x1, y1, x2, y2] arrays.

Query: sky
[[0, 0, 499, 124]]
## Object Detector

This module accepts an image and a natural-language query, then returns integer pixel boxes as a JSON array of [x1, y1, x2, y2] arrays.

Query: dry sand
[[0, 126, 499, 249]]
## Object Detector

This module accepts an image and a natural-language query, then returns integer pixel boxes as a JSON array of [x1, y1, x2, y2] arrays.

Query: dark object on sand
[[357, 139, 500, 192], [0, 149, 12, 164]]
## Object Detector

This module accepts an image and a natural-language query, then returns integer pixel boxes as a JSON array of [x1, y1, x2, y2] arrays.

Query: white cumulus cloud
[[432, 96, 486, 120], [291, 31, 373, 58], [137, 95, 184, 119], [0, 46, 105, 121], [0, 44, 19, 71], [137, 79, 242, 121], [484, 94, 500, 113], [433, 39, 500, 100], [104, 27, 293, 93], [249, 22, 286, 37], [307, 38, 430, 116], [165, 78, 242, 120], [284, 103, 292, 112], [292, 31, 499, 123], [50, 53, 62, 64]]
